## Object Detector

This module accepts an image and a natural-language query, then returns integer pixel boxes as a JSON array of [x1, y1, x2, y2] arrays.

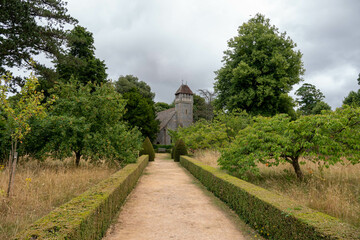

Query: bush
[[140, 137, 155, 161], [174, 139, 187, 162]]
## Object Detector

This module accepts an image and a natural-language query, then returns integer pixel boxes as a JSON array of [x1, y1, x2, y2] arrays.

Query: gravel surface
[[103, 154, 250, 240]]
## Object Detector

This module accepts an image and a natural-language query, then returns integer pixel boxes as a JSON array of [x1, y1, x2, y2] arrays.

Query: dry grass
[[194, 150, 360, 228], [0, 157, 115, 239], [193, 150, 221, 168]]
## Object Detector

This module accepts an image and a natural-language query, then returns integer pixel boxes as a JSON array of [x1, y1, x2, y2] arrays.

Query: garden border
[[14, 155, 149, 240], [180, 155, 360, 239]]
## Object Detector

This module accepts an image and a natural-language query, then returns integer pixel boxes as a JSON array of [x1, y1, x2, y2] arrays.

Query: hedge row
[[15, 155, 149, 240], [180, 156, 360, 240]]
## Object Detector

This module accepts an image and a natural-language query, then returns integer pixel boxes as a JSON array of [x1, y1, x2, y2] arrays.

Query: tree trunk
[[291, 157, 304, 181], [75, 151, 81, 167], [7, 141, 18, 197]]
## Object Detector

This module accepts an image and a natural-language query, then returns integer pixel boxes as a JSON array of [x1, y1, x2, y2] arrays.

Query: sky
[[65, 0, 360, 108]]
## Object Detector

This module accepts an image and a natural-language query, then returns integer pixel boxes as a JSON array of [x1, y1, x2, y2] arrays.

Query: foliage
[[193, 94, 208, 122], [219, 106, 360, 180], [310, 101, 331, 115], [214, 13, 304, 116], [155, 102, 174, 113], [170, 110, 250, 150], [174, 139, 187, 162], [115, 75, 155, 100], [295, 83, 330, 115], [56, 26, 107, 86], [343, 90, 360, 107], [0, 0, 77, 87], [0, 72, 53, 196], [30, 81, 142, 166], [197, 89, 215, 120], [140, 137, 155, 161], [181, 156, 360, 240], [121, 88, 159, 142], [343, 73, 360, 107]]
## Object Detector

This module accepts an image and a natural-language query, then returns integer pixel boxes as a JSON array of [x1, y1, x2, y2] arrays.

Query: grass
[[0, 157, 115, 239], [194, 150, 360, 228]]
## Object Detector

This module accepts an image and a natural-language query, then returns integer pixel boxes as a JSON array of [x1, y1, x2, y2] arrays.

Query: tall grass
[[0, 158, 115, 239], [194, 150, 360, 228]]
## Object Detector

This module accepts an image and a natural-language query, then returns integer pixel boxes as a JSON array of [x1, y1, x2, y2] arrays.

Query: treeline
[[0, 0, 160, 194]]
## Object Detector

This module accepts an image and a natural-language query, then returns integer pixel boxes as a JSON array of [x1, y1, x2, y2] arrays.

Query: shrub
[[174, 139, 187, 162], [140, 137, 155, 161]]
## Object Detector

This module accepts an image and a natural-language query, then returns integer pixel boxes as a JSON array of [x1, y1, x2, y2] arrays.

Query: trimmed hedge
[[15, 155, 149, 240], [174, 139, 187, 162], [180, 156, 360, 240], [140, 137, 155, 161]]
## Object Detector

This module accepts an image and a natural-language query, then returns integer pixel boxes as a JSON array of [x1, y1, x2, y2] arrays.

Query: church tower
[[175, 84, 193, 128]]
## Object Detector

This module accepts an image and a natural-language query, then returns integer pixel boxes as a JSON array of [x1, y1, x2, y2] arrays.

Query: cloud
[[65, 0, 360, 107]]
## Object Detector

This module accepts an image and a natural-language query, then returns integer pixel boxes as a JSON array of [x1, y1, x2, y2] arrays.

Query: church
[[155, 84, 194, 145]]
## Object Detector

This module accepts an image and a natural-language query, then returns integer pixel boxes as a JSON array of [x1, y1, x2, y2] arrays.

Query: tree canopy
[[121, 88, 159, 142], [295, 83, 331, 115], [0, 0, 77, 84], [214, 14, 304, 116], [343, 73, 360, 107], [56, 26, 107, 86], [115, 75, 155, 100], [27, 81, 142, 166], [219, 106, 360, 180]]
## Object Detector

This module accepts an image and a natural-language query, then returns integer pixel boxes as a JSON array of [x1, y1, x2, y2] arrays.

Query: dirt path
[[103, 154, 254, 240]]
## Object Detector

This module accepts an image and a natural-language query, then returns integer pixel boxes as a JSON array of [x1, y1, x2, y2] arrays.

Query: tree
[[121, 88, 159, 142], [115, 75, 155, 100], [311, 101, 331, 115], [295, 83, 330, 115], [214, 14, 304, 116], [56, 26, 107, 86], [35, 81, 142, 166], [155, 102, 174, 113], [219, 106, 360, 181], [343, 74, 360, 107], [197, 89, 215, 120], [193, 94, 208, 122], [0, 0, 77, 85], [0, 72, 52, 196]]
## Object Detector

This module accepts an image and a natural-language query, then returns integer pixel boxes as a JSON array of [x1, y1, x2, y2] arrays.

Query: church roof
[[156, 107, 176, 130], [175, 84, 193, 95]]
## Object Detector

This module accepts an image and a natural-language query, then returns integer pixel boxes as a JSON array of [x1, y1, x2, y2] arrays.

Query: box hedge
[[180, 156, 360, 240], [14, 155, 149, 240]]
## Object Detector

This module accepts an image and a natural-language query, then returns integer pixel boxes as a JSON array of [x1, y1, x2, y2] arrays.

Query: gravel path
[[102, 154, 251, 240]]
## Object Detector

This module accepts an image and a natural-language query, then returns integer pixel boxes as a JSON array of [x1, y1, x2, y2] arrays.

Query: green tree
[[0, 0, 77, 85], [122, 88, 159, 142], [34, 81, 142, 166], [214, 14, 304, 116], [0, 73, 52, 196], [115, 75, 155, 100], [193, 94, 208, 122], [56, 26, 107, 86], [343, 74, 360, 107], [155, 102, 174, 113], [295, 83, 330, 115], [219, 106, 360, 181]]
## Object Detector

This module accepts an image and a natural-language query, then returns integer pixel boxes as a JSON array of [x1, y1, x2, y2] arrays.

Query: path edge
[[180, 155, 360, 240], [14, 155, 149, 240]]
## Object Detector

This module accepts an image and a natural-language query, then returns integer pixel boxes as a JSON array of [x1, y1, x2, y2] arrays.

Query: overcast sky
[[65, 0, 360, 109]]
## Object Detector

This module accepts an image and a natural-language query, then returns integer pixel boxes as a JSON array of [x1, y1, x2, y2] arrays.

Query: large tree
[[56, 26, 107, 86], [115, 75, 159, 141], [0, 0, 77, 85], [214, 14, 304, 116], [295, 83, 331, 115], [121, 88, 159, 142], [27, 81, 142, 166], [115, 75, 155, 100]]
